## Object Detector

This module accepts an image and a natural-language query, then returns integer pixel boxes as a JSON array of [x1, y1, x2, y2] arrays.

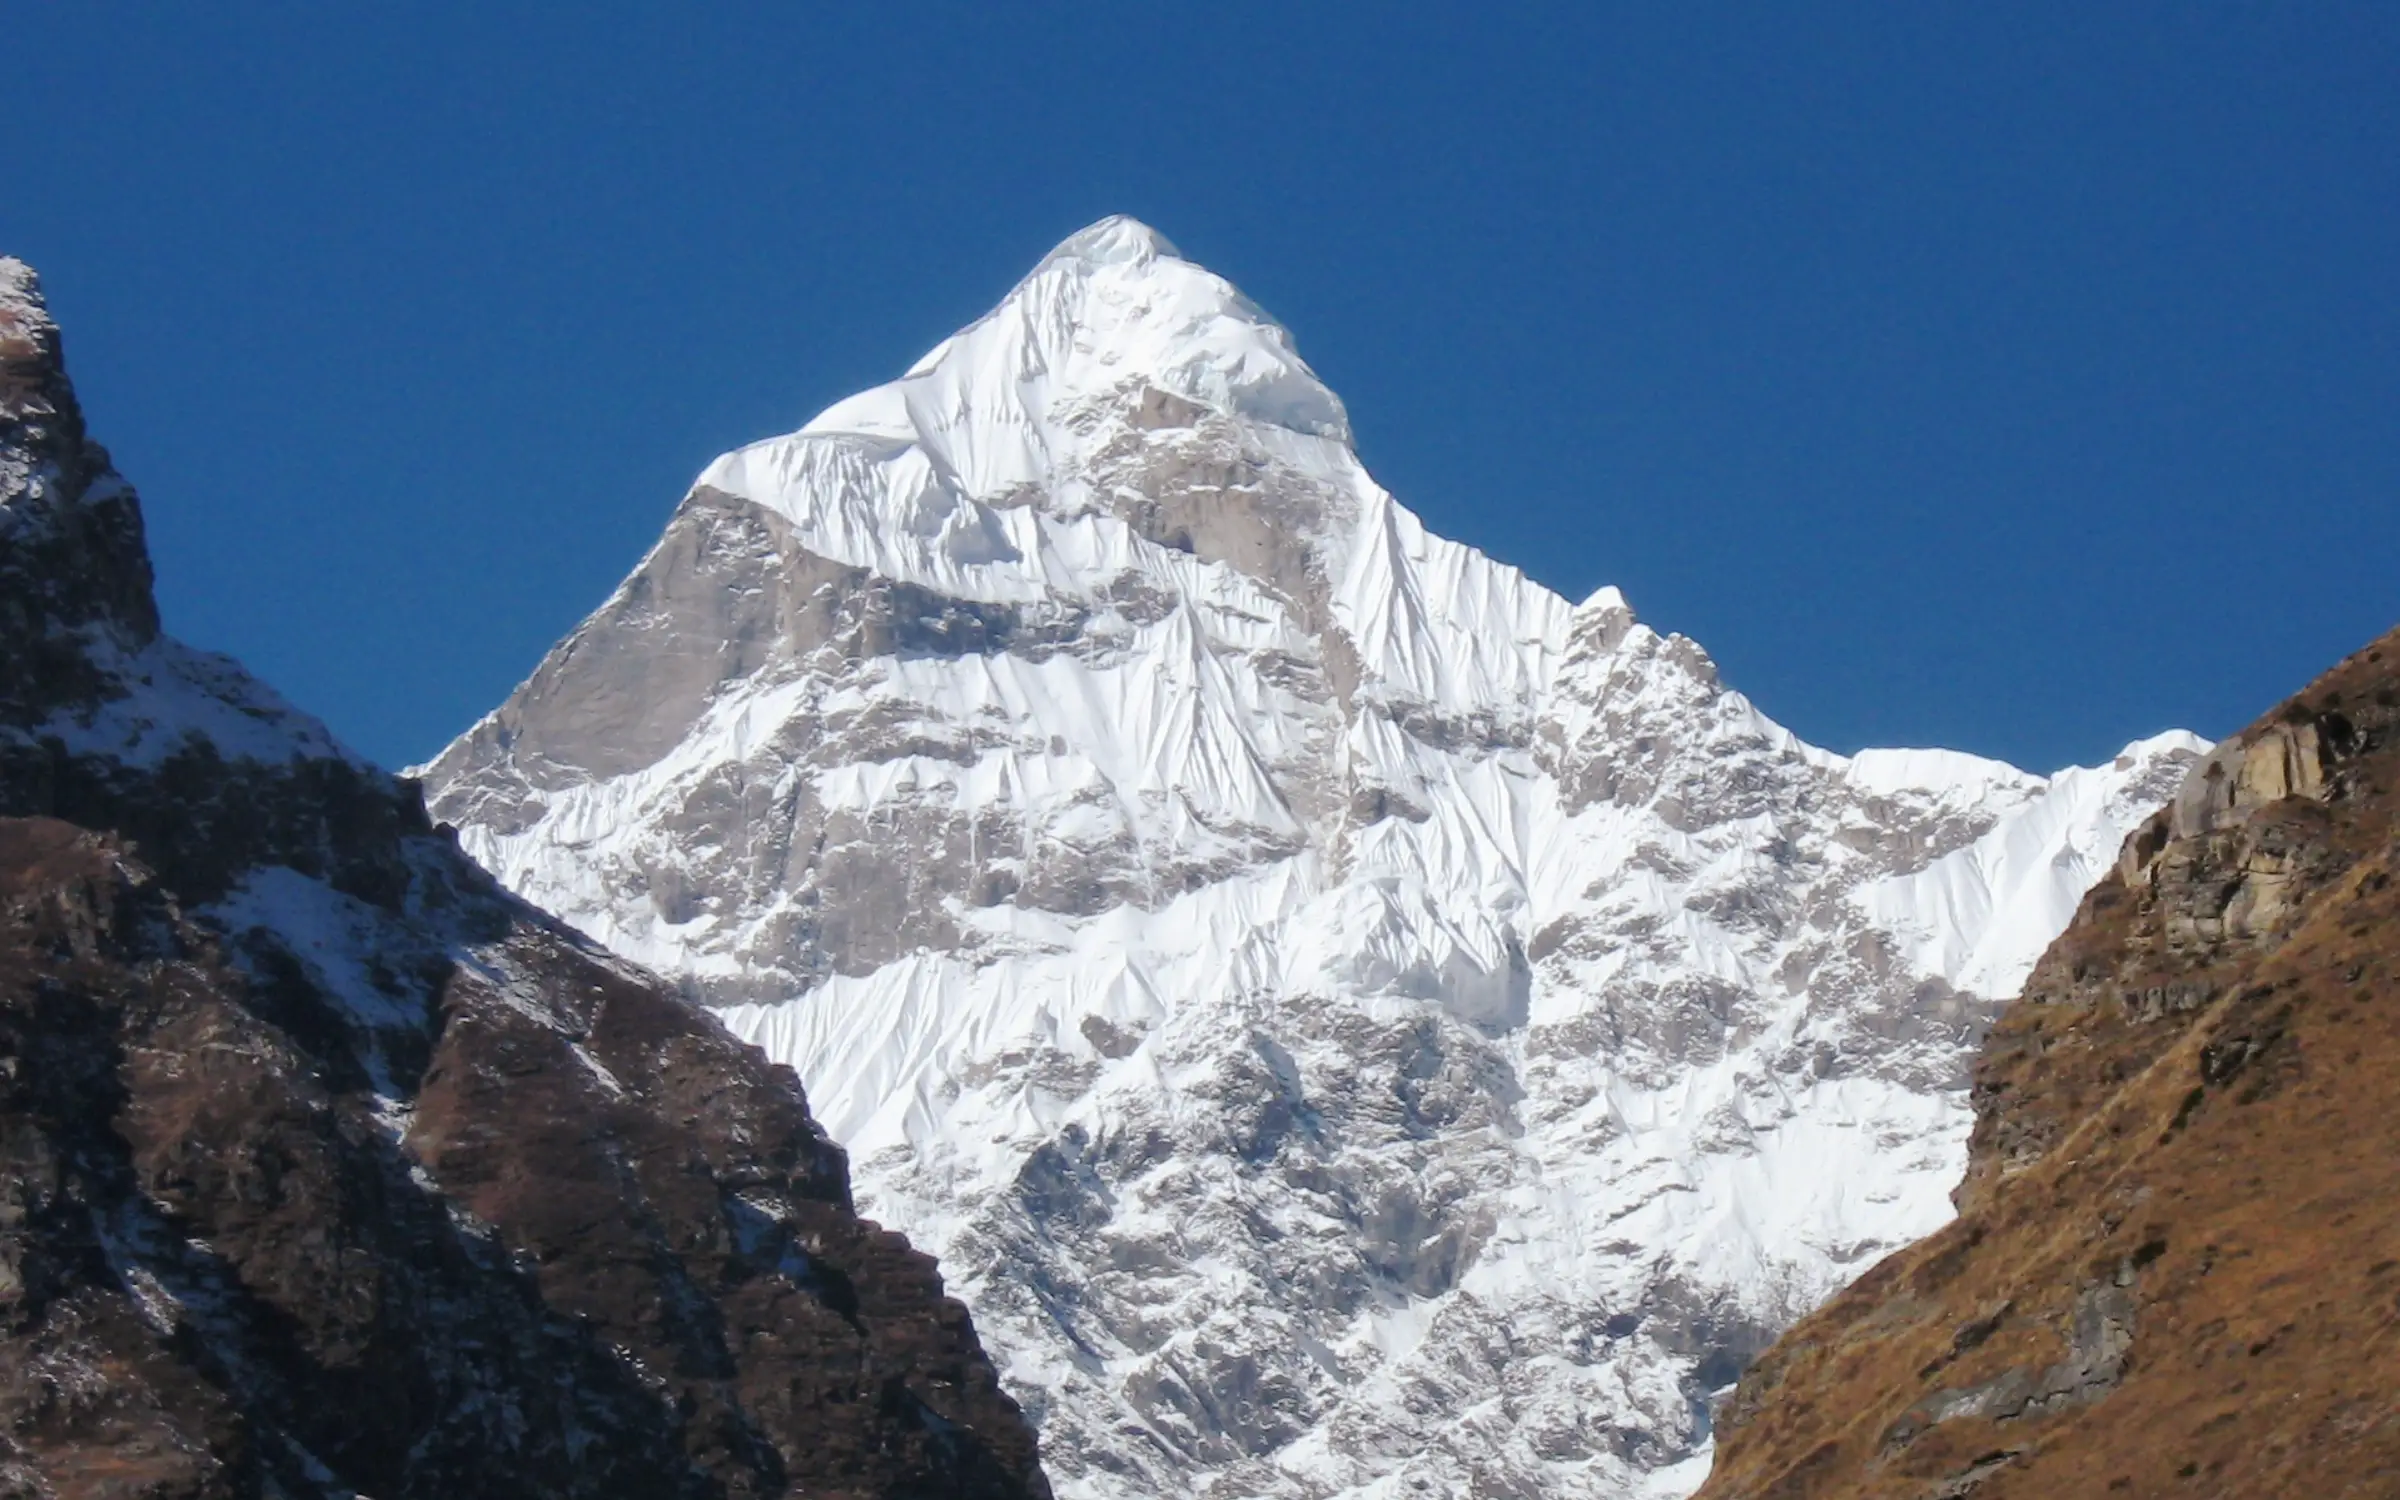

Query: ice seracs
[[419, 217, 2206, 1500]]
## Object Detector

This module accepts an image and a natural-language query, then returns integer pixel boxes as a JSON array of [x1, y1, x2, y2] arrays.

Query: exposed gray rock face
[[421, 218, 2204, 1499]]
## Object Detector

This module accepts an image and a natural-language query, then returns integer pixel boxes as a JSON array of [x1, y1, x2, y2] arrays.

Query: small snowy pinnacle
[[1045, 214, 1183, 268]]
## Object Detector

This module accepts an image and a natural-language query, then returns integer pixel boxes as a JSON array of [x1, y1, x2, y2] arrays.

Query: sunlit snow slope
[[419, 218, 2205, 1500]]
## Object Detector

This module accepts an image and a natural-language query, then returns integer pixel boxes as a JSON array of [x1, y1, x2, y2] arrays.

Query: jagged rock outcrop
[[420, 218, 2206, 1499], [1697, 624, 2400, 1499], [0, 256, 1050, 1498]]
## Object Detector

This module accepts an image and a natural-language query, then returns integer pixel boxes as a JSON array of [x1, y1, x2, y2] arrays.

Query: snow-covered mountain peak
[[1039, 212, 1184, 268], [423, 222, 2208, 1500], [758, 216, 1348, 511]]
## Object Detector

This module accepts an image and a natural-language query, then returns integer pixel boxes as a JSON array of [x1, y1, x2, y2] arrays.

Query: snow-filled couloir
[[417, 218, 2206, 1500]]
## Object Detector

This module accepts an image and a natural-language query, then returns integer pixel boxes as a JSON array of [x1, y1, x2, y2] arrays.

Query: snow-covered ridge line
[[420, 216, 2206, 1500]]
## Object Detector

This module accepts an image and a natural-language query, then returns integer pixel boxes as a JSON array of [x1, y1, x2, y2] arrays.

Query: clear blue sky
[[9, 4, 2395, 772]]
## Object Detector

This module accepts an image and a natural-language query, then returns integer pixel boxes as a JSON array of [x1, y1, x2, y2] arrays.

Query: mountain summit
[[423, 220, 2204, 1499]]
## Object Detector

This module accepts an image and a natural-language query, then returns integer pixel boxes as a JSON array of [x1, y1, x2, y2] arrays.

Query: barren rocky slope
[[1697, 624, 2400, 1499], [422, 218, 2204, 1498], [0, 259, 1049, 1498]]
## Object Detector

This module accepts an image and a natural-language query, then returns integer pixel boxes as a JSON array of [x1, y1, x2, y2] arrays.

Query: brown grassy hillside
[[1698, 625, 2400, 1500]]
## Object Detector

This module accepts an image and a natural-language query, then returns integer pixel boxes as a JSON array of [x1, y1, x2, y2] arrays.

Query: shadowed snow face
[[420, 217, 2206, 1500]]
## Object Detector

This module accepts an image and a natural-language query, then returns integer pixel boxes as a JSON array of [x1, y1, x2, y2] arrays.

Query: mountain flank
[[1698, 624, 2400, 1499], [0, 257, 1050, 1498]]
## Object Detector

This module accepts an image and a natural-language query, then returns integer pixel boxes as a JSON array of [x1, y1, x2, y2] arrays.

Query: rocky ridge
[[421, 218, 2206, 1499], [0, 256, 1050, 1498], [1696, 624, 2400, 1498]]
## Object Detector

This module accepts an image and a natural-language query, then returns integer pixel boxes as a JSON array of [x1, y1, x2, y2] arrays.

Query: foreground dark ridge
[[0, 259, 1050, 1497], [1697, 623, 2400, 1498]]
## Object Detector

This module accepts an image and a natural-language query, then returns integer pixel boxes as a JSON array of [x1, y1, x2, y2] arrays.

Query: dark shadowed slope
[[0, 257, 1050, 1499], [1698, 624, 2400, 1499]]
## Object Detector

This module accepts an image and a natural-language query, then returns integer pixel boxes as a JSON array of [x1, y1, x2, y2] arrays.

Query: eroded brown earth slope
[[1698, 626, 2400, 1499], [0, 258, 1050, 1498]]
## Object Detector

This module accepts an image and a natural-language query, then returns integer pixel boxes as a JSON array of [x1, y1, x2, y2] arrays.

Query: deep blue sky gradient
[[9, 4, 2397, 771]]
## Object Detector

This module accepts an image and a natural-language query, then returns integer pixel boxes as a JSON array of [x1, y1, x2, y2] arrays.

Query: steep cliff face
[[420, 218, 2205, 1499], [1698, 625, 2400, 1499], [0, 257, 1050, 1498]]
